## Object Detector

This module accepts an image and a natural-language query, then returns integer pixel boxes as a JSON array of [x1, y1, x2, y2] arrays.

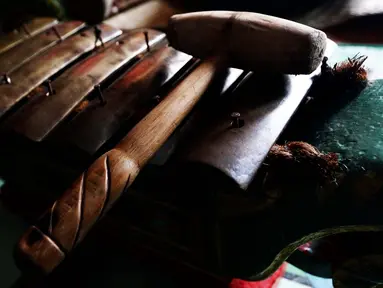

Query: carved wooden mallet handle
[[15, 57, 221, 274], [15, 11, 327, 274]]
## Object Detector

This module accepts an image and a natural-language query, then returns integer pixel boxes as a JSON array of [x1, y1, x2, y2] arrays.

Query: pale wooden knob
[[168, 11, 328, 74]]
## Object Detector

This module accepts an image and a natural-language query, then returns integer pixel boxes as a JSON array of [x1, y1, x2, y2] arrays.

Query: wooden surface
[[0, 18, 58, 55], [0, 21, 85, 75], [168, 11, 328, 74], [15, 57, 221, 274], [10, 29, 166, 142], [0, 24, 121, 119]]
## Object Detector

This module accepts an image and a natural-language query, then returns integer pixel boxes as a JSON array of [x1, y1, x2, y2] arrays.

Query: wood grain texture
[[11, 29, 166, 142], [0, 18, 58, 55], [0, 21, 85, 75], [49, 46, 193, 156], [15, 58, 220, 274], [0, 24, 122, 119], [168, 11, 328, 74]]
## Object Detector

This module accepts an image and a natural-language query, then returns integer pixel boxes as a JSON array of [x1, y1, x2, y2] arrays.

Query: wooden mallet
[[15, 11, 327, 275]]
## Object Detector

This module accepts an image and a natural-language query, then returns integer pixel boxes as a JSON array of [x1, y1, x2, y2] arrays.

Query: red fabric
[[229, 263, 287, 288]]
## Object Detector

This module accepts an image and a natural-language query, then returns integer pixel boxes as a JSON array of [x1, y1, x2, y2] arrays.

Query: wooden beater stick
[[16, 57, 221, 274]]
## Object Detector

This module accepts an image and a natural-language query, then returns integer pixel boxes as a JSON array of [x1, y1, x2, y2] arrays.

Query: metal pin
[[144, 31, 150, 52], [1, 74, 11, 85], [95, 84, 106, 105], [45, 80, 55, 96], [52, 26, 62, 41], [94, 26, 104, 48], [230, 112, 244, 128]]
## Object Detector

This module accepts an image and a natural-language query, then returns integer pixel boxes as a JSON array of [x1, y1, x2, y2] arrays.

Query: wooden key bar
[[49, 46, 194, 157], [10, 29, 166, 142], [0, 18, 58, 55], [0, 24, 122, 118], [0, 21, 85, 75]]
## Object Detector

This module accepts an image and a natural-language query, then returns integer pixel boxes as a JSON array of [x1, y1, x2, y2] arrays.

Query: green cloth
[[219, 43, 383, 282], [279, 43, 383, 286], [285, 43, 383, 173], [313, 78, 383, 172]]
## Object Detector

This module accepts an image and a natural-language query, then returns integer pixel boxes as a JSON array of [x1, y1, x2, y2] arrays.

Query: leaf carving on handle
[[36, 150, 137, 254], [37, 174, 84, 252]]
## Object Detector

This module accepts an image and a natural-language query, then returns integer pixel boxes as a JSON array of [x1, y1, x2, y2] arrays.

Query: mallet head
[[168, 11, 328, 75]]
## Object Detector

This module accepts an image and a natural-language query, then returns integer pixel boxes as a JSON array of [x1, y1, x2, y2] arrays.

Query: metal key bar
[[49, 46, 194, 156], [0, 24, 122, 119], [0, 18, 58, 55], [12, 29, 166, 142], [0, 21, 85, 75]]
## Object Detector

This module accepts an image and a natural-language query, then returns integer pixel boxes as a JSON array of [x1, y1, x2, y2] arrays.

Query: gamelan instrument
[[0, 3, 382, 288]]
